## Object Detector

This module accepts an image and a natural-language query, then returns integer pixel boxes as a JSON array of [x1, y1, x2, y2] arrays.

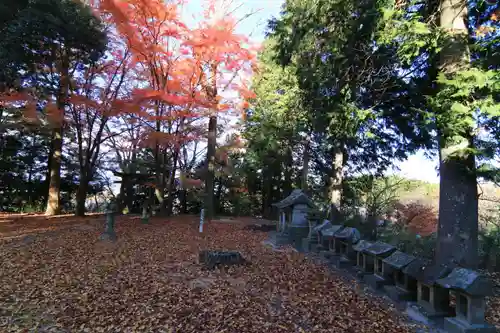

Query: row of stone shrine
[[271, 189, 496, 333]]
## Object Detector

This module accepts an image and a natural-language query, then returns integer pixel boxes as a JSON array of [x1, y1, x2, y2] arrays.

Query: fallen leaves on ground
[[486, 272, 500, 330], [0, 215, 425, 332]]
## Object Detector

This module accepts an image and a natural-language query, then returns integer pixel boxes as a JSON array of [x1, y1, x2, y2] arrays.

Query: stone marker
[[99, 201, 117, 241], [383, 251, 417, 301], [436, 267, 495, 333], [141, 201, 150, 224], [362, 242, 397, 289], [199, 208, 205, 233], [352, 240, 374, 276], [199, 250, 248, 270], [406, 263, 456, 318]]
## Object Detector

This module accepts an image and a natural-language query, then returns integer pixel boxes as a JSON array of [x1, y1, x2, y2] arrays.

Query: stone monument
[[100, 201, 117, 241], [352, 240, 374, 277], [363, 242, 397, 290], [383, 251, 417, 301], [272, 189, 315, 250], [407, 263, 456, 318], [436, 267, 495, 333], [330, 227, 361, 268]]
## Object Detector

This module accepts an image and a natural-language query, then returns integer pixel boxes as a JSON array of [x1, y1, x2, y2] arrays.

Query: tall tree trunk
[[75, 172, 88, 217], [265, 165, 274, 219], [154, 146, 165, 215], [117, 177, 126, 213], [165, 149, 179, 216], [204, 64, 218, 220], [301, 137, 310, 192], [180, 188, 188, 214], [45, 53, 69, 216], [45, 128, 63, 215], [204, 115, 217, 219], [329, 144, 344, 222], [215, 179, 223, 215], [261, 163, 273, 218], [284, 146, 293, 196], [273, 159, 282, 209], [435, 0, 478, 268]]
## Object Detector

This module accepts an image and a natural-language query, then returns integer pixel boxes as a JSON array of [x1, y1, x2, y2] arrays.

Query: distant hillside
[[394, 179, 499, 230]]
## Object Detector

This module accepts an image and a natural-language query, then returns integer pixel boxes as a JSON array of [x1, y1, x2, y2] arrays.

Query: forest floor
[[0, 214, 498, 333]]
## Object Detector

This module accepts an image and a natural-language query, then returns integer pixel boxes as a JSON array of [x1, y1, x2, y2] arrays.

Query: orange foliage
[[394, 202, 438, 236], [94, 0, 258, 154]]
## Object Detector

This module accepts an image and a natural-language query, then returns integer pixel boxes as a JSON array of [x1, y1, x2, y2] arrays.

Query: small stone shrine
[[302, 210, 325, 252], [352, 240, 374, 275], [312, 220, 332, 249], [321, 224, 344, 252], [436, 267, 495, 333], [407, 263, 456, 318], [383, 251, 417, 301], [330, 227, 361, 268], [199, 250, 248, 270], [272, 189, 315, 248], [362, 242, 397, 290]]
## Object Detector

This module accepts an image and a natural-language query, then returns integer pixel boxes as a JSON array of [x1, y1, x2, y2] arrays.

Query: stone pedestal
[[301, 237, 312, 253], [331, 255, 352, 269], [288, 226, 310, 250], [417, 282, 454, 317], [384, 285, 417, 302], [444, 317, 496, 333], [436, 267, 495, 333], [100, 204, 117, 241], [364, 274, 389, 290]]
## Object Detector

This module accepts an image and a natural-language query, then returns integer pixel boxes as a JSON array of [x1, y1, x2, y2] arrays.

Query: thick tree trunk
[[329, 145, 344, 222], [204, 63, 218, 220], [45, 128, 63, 215], [436, 0, 478, 268], [261, 163, 273, 218], [301, 137, 310, 192], [437, 139, 478, 267], [180, 189, 188, 214], [204, 115, 217, 219], [45, 53, 69, 216], [284, 146, 293, 196], [215, 179, 223, 215], [154, 146, 165, 215], [117, 177, 126, 213], [75, 173, 88, 217], [165, 150, 179, 216]]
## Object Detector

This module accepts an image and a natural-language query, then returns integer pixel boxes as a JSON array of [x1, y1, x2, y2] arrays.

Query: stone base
[[99, 232, 117, 241], [352, 266, 368, 278], [364, 274, 389, 290], [407, 302, 454, 320], [319, 250, 334, 259], [288, 226, 310, 248], [384, 285, 417, 302], [331, 255, 352, 269], [275, 233, 291, 246], [310, 243, 321, 253], [301, 238, 319, 253], [444, 317, 497, 333]]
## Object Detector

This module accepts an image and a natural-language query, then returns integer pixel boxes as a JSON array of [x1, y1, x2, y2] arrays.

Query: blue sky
[[181, 0, 441, 183]]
